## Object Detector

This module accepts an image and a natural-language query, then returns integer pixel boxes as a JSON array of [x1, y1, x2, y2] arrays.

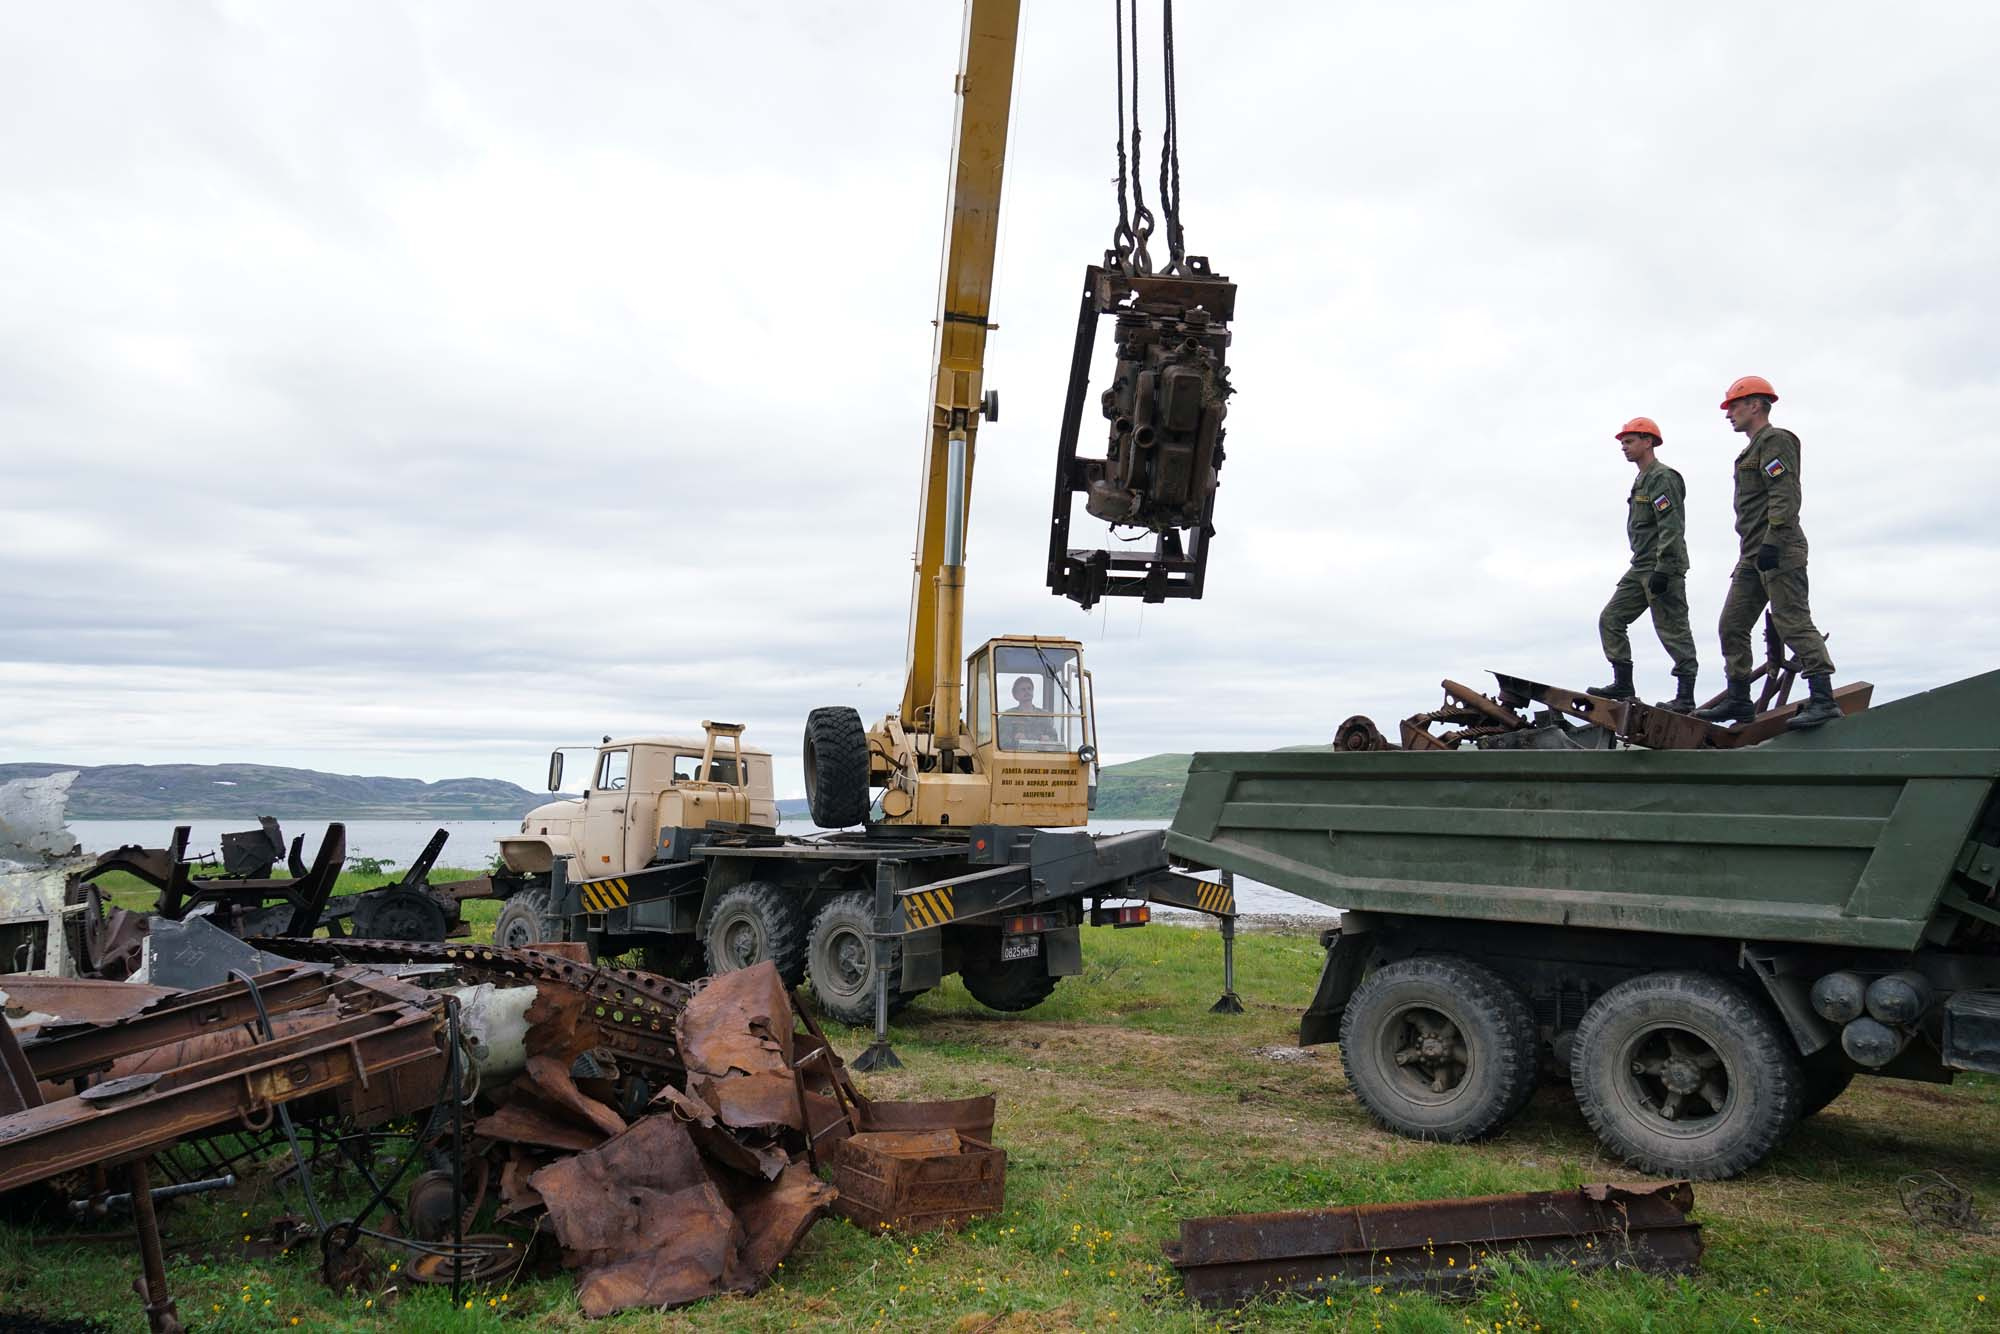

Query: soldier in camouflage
[[1693, 375, 1842, 730], [1592, 417, 1698, 710]]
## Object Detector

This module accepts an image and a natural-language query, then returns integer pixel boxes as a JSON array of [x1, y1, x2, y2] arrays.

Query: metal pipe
[[128, 1158, 181, 1333], [70, 1172, 236, 1219]]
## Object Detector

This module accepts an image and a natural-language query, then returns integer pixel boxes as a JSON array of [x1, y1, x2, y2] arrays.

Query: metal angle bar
[[25, 967, 338, 1082], [1164, 1182, 1701, 1308]]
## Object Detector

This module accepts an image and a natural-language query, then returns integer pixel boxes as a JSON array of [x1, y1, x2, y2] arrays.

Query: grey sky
[[3, 1, 1996, 799]]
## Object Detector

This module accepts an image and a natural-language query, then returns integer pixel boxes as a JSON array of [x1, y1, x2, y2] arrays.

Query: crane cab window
[[971, 649, 994, 746], [992, 645, 1082, 753], [595, 748, 631, 791]]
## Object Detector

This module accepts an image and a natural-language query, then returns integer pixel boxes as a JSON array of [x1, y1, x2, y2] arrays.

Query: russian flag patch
[[1764, 457, 1787, 479], [1653, 493, 1672, 513]]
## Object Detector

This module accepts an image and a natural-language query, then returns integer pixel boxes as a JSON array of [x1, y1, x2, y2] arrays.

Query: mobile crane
[[490, 0, 1240, 1066]]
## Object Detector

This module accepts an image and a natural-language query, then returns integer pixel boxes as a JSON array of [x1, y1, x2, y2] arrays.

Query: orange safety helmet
[[1615, 416, 1663, 443], [1719, 375, 1778, 408]]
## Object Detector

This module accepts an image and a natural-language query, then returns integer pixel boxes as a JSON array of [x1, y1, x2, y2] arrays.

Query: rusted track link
[[1163, 1182, 1701, 1308], [23, 966, 338, 1084], [0, 974, 440, 1195], [251, 937, 691, 1075]]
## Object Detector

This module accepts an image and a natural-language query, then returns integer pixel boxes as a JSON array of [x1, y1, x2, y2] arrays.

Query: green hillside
[[1092, 752, 1193, 818]]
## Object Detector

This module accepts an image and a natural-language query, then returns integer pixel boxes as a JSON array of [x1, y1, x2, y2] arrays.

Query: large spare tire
[[804, 706, 871, 828]]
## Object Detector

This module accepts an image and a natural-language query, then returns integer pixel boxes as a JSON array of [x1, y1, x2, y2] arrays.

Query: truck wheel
[[960, 956, 1060, 1012], [1798, 1066, 1854, 1118], [804, 707, 871, 828], [495, 882, 565, 950], [807, 893, 913, 1026], [1337, 955, 1539, 1143], [1571, 971, 1802, 1180], [703, 881, 808, 986]]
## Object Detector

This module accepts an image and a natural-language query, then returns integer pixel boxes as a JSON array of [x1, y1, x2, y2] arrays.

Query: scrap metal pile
[[0, 939, 1000, 1328], [1338, 638, 1872, 754], [57, 818, 501, 981]]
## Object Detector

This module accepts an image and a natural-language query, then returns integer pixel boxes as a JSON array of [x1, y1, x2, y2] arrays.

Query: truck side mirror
[[547, 751, 564, 792]]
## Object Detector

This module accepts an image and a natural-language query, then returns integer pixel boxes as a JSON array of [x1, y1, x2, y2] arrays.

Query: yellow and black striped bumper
[[578, 877, 632, 913], [901, 885, 956, 929], [1194, 878, 1236, 916]]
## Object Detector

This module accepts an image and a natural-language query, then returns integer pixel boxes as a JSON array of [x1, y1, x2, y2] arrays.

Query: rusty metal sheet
[[531, 1113, 747, 1317], [1163, 1181, 1702, 1308], [651, 1082, 790, 1181], [0, 977, 178, 1028], [853, 1091, 997, 1144], [728, 1158, 836, 1279], [678, 962, 801, 1133]]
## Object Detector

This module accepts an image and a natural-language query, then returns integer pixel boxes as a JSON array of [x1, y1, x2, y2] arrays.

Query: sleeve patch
[[1763, 457, 1787, 479], [1652, 492, 1672, 513]]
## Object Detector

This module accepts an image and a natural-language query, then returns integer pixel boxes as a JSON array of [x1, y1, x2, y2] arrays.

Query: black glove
[[1756, 544, 1780, 572], [1647, 571, 1669, 596]]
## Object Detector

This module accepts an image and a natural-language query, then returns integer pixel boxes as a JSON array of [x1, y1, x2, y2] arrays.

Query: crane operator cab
[[962, 635, 1098, 826]]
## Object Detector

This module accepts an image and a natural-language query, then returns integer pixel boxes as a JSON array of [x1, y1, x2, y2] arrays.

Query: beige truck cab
[[498, 722, 778, 880]]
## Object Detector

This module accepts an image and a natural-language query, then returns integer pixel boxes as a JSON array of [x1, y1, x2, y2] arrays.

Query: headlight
[[1077, 744, 1098, 765]]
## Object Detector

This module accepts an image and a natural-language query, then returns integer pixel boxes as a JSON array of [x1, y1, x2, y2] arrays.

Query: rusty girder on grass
[[1163, 1181, 1703, 1308]]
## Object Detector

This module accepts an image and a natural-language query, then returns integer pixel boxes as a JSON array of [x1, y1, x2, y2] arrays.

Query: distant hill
[[0, 763, 546, 820], [1093, 753, 1193, 818]]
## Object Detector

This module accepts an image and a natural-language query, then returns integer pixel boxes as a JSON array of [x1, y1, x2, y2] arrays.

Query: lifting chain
[[1110, 0, 1190, 277]]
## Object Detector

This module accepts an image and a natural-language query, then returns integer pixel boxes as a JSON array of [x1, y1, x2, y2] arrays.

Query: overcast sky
[[3, 1, 1996, 800]]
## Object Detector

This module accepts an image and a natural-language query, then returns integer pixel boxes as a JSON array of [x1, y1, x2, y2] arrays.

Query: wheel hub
[[1662, 1058, 1702, 1094], [724, 920, 760, 966], [830, 931, 867, 988]]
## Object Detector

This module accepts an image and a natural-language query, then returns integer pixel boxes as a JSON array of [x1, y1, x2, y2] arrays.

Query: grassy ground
[[4, 889, 1996, 1331]]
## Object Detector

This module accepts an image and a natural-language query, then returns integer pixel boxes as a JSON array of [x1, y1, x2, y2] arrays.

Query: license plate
[[1000, 934, 1041, 962]]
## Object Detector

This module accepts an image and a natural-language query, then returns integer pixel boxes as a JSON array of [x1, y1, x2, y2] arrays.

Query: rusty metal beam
[[22, 966, 338, 1083], [0, 970, 440, 1195], [1163, 1182, 1701, 1308]]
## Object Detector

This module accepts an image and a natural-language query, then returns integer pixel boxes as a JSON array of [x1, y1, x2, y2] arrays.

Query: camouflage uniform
[[1717, 424, 1834, 679], [1598, 459, 1697, 679]]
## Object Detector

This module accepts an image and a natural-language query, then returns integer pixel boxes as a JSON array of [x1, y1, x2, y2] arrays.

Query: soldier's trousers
[[1599, 570, 1698, 679], [1718, 561, 1835, 680]]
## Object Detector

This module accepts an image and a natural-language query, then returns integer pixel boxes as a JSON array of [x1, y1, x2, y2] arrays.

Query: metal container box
[[828, 1128, 1006, 1234]]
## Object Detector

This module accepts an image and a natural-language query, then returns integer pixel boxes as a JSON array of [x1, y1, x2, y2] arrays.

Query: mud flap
[[1043, 926, 1082, 978], [1299, 917, 1372, 1047], [900, 927, 943, 992]]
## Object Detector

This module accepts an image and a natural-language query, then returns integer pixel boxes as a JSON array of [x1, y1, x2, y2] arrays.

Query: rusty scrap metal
[[1341, 662, 1874, 756], [0, 974, 178, 1030], [251, 936, 692, 1076], [1164, 1181, 1702, 1308], [828, 1128, 1007, 1235], [0, 967, 442, 1195]]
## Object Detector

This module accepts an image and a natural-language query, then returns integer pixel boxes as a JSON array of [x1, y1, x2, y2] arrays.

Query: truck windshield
[[992, 645, 1082, 753]]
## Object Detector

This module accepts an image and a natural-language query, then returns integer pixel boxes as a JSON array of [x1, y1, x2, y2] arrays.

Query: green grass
[[4, 918, 1997, 1331]]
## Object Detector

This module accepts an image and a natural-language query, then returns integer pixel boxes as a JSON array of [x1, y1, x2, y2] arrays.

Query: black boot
[[1656, 675, 1697, 713], [1787, 674, 1841, 730], [1590, 660, 1635, 700], [1695, 677, 1755, 723]]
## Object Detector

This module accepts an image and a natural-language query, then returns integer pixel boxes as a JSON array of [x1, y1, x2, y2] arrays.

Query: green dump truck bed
[[1167, 670, 2000, 951]]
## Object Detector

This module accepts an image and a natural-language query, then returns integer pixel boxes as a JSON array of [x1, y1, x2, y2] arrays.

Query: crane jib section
[[901, 0, 1020, 731]]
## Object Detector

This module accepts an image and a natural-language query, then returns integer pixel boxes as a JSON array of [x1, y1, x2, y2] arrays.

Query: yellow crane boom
[[898, 0, 1019, 737]]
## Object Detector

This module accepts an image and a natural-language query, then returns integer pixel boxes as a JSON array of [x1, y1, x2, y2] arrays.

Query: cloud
[[3, 0, 1997, 799]]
